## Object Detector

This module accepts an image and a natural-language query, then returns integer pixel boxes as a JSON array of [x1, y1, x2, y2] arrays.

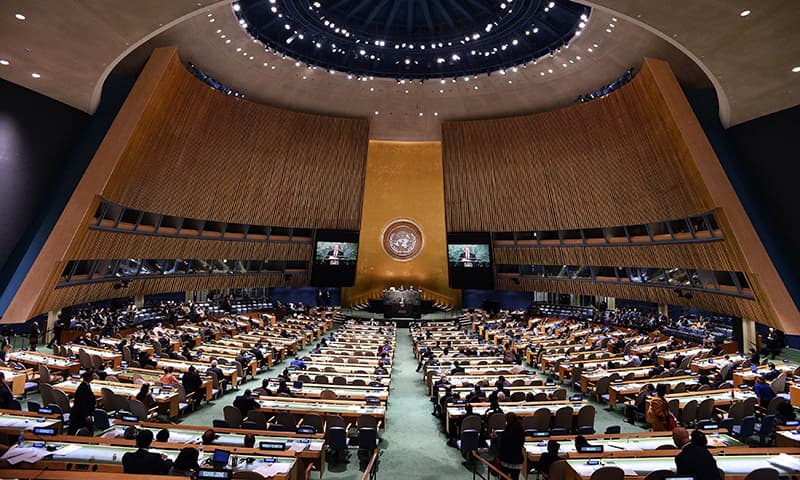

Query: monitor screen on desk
[[212, 449, 231, 466]]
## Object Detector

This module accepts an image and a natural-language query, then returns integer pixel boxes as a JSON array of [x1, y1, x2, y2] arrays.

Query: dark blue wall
[[0, 75, 135, 319], [685, 89, 800, 313], [268, 287, 341, 307], [461, 290, 535, 310]]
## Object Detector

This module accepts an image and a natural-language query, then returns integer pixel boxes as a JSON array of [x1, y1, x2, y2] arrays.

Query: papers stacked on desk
[[252, 461, 292, 477], [1, 446, 51, 465], [768, 453, 800, 472]]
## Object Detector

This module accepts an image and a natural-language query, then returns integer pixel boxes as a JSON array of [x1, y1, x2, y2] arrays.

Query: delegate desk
[[255, 397, 386, 426], [290, 372, 391, 388], [690, 354, 747, 374], [563, 449, 800, 480], [524, 431, 742, 469], [8, 352, 80, 376], [658, 388, 756, 410], [608, 375, 698, 408], [102, 420, 326, 474], [445, 400, 587, 434], [558, 358, 627, 381], [52, 379, 183, 419], [0, 367, 31, 396], [431, 374, 546, 395], [3, 436, 298, 479], [64, 345, 122, 368], [304, 362, 392, 375], [155, 358, 240, 389], [435, 385, 559, 403], [115, 367, 214, 401], [733, 362, 798, 387], [267, 380, 389, 401], [656, 347, 711, 365], [0, 409, 62, 436], [579, 367, 654, 393]]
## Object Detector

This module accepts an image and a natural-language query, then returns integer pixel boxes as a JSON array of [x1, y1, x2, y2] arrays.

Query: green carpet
[[21, 331, 800, 479]]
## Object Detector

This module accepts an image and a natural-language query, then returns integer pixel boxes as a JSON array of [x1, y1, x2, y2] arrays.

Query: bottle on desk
[[17, 430, 24, 448]]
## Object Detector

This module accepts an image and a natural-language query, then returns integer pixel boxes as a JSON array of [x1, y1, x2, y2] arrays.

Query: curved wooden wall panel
[[493, 240, 743, 272], [40, 273, 309, 314], [72, 230, 312, 262], [442, 60, 710, 233], [3, 47, 369, 322], [495, 277, 775, 328], [104, 51, 368, 230]]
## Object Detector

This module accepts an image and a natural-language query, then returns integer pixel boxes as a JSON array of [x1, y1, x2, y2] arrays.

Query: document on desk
[[51, 444, 82, 456], [288, 442, 307, 452], [1, 446, 51, 465], [253, 462, 292, 477], [308, 442, 323, 452], [768, 453, 800, 472]]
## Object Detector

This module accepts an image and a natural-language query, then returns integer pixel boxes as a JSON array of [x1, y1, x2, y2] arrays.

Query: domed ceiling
[[233, 0, 590, 79]]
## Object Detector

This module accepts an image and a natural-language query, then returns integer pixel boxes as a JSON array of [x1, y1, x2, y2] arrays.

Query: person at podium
[[325, 243, 344, 265], [459, 246, 477, 266]]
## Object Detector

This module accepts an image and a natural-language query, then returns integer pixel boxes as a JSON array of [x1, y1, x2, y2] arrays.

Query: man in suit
[[0, 372, 15, 409], [675, 429, 719, 479], [122, 429, 173, 474], [458, 246, 477, 263], [182, 366, 203, 409], [68, 370, 96, 434], [207, 360, 227, 392]]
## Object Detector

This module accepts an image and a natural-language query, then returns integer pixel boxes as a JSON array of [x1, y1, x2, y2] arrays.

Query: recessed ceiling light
[[15, 13, 25, 20], [740, 9, 751, 16], [374, 111, 379, 115], [792, 66, 800, 73], [0, 59, 8, 65], [31, 72, 41, 78], [419, 112, 423, 116]]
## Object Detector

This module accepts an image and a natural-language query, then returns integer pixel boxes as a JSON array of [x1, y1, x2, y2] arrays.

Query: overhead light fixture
[[792, 66, 800, 73], [0, 59, 9, 65], [739, 9, 751, 16], [31, 72, 41, 78], [15, 13, 25, 20]]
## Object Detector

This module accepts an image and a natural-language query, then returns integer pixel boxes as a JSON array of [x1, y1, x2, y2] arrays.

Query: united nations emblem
[[381, 219, 423, 261]]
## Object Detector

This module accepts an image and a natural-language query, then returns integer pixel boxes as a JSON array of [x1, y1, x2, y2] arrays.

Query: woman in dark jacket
[[497, 412, 525, 480]]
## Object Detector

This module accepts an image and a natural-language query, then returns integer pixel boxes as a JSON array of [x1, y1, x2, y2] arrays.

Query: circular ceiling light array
[[232, 0, 591, 80]]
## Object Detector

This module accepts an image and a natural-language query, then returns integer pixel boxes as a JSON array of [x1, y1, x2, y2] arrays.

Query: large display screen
[[311, 230, 359, 287], [447, 233, 493, 289], [447, 244, 491, 268], [314, 241, 359, 266]]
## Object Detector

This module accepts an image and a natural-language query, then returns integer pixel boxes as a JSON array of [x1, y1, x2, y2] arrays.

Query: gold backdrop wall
[[343, 141, 460, 307]]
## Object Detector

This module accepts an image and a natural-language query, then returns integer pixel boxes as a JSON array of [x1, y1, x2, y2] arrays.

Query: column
[[607, 297, 616, 310], [741, 317, 757, 353], [658, 304, 669, 316], [134, 295, 145, 308], [46, 310, 60, 345]]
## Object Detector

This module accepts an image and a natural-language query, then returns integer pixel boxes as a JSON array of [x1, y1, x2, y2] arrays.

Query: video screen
[[448, 233, 493, 289], [447, 244, 491, 268], [314, 241, 358, 266], [311, 230, 359, 287]]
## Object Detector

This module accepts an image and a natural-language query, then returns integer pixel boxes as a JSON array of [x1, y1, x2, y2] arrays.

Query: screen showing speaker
[[447, 233, 493, 289], [311, 230, 359, 286]]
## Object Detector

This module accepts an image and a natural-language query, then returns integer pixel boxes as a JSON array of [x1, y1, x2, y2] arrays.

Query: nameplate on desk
[[664, 476, 694, 480], [33, 427, 56, 436], [162, 384, 174, 390], [70, 374, 81, 379], [531, 431, 550, 437], [700, 423, 719, 430], [260, 441, 287, 450], [296, 426, 316, 435], [578, 445, 604, 453], [121, 415, 139, 422], [38, 408, 53, 414], [365, 397, 381, 405], [785, 420, 799, 427], [197, 469, 232, 479], [569, 395, 583, 401]]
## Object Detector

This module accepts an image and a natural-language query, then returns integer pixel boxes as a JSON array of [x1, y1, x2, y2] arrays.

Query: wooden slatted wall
[[442, 60, 711, 233]]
